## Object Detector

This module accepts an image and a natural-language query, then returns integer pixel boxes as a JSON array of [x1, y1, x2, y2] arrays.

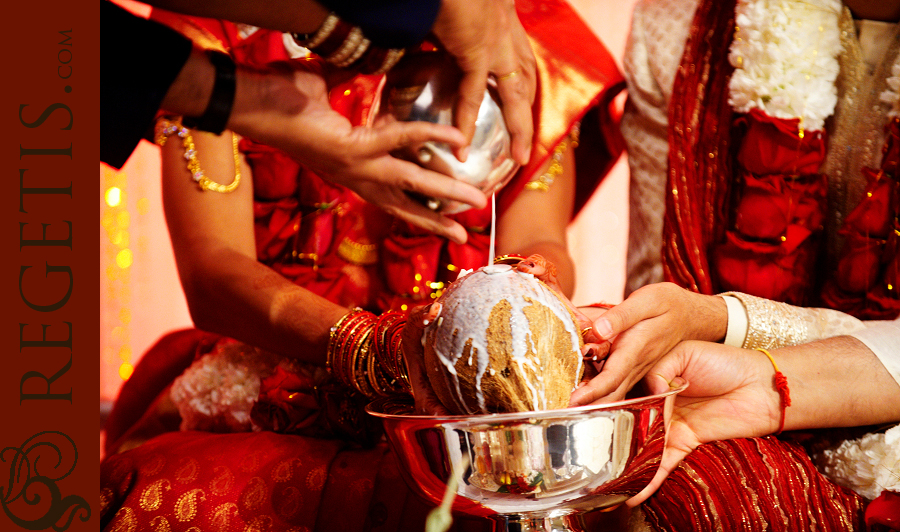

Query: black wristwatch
[[182, 50, 236, 135]]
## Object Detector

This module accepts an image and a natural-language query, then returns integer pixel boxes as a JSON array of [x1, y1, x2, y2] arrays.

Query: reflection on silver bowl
[[382, 53, 520, 214], [367, 384, 685, 532]]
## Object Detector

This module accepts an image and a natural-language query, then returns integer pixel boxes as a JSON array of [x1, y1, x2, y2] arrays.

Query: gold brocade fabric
[[822, 11, 900, 267]]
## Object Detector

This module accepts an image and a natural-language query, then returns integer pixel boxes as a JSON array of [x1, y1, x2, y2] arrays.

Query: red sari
[[100, 3, 624, 531]]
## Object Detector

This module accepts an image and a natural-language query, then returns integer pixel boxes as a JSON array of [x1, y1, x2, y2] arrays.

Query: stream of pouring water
[[488, 193, 496, 268]]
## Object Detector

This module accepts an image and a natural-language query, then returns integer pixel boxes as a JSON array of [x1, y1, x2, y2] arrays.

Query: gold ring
[[496, 69, 521, 82], [581, 326, 593, 339], [493, 254, 525, 265]]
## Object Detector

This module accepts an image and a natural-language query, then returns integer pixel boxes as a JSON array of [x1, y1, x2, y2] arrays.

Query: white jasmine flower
[[170, 343, 284, 432], [728, 0, 842, 131], [815, 424, 900, 501]]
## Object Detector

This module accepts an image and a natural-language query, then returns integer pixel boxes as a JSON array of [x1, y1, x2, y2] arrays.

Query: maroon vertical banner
[[3, 0, 99, 529]]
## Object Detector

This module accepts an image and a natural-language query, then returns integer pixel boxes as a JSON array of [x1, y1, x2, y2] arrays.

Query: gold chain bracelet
[[155, 117, 241, 193], [525, 122, 580, 192]]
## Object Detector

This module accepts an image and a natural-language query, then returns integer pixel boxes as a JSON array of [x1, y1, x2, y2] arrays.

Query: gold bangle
[[351, 328, 377, 398], [155, 117, 241, 193], [299, 13, 339, 49], [336, 37, 371, 68], [326, 26, 364, 66], [371, 48, 405, 76], [327, 307, 365, 370]]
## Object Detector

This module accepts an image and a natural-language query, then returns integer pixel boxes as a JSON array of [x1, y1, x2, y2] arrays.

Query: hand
[[570, 283, 727, 405], [515, 255, 610, 365], [431, 0, 537, 164], [626, 341, 782, 506], [228, 64, 488, 245], [401, 303, 451, 415]]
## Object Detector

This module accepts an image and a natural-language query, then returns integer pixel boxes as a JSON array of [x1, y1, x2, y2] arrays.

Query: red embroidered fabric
[[641, 437, 866, 531], [100, 431, 491, 532], [661, 0, 736, 295], [822, 117, 900, 319], [663, 0, 900, 319]]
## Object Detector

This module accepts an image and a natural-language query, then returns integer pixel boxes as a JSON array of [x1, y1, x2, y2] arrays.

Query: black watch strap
[[182, 50, 236, 135]]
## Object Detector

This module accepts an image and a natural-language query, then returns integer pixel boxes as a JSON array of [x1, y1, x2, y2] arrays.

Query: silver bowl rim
[[366, 383, 687, 423]]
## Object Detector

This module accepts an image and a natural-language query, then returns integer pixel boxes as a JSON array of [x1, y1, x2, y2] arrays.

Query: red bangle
[[756, 348, 792, 434]]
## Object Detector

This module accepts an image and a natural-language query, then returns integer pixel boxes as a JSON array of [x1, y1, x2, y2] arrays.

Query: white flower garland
[[814, 424, 900, 501], [728, 0, 843, 132], [170, 343, 284, 432], [879, 54, 900, 118]]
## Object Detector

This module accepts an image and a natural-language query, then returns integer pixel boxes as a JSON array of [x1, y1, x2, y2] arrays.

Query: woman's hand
[[401, 304, 451, 415], [570, 283, 727, 405], [627, 341, 782, 506], [228, 64, 488, 245]]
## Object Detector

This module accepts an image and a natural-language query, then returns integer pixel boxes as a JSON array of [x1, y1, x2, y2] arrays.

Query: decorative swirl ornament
[[0, 431, 90, 530]]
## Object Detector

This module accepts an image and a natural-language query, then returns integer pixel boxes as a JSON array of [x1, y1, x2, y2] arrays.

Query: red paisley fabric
[[100, 431, 490, 532], [101, 2, 624, 531]]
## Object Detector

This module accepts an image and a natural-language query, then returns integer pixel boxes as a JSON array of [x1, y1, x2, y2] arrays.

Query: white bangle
[[722, 295, 748, 347]]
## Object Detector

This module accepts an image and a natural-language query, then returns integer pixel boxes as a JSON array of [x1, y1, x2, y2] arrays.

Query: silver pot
[[382, 53, 520, 214]]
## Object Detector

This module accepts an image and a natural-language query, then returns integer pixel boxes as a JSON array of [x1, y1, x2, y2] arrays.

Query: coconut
[[422, 264, 584, 415]]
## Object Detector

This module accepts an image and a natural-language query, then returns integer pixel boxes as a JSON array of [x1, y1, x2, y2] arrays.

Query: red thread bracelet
[[755, 347, 792, 434]]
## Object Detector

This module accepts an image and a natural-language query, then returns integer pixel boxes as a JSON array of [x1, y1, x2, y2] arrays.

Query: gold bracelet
[[155, 117, 241, 193], [327, 26, 364, 66], [525, 123, 580, 192], [299, 13, 339, 49], [371, 48, 405, 76]]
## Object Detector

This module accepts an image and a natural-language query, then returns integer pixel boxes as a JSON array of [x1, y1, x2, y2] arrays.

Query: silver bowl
[[367, 384, 686, 532], [382, 53, 520, 214]]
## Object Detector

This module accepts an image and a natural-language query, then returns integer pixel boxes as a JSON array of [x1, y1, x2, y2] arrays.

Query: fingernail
[[596, 318, 613, 339], [460, 146, 469, 162]]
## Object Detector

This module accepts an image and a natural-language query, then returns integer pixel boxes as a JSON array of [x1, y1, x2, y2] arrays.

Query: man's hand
[[228, 63, 488, 244], [570, 283, 727, 405], [431, 0, 536, 165], [626, 341, 783, 506]]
